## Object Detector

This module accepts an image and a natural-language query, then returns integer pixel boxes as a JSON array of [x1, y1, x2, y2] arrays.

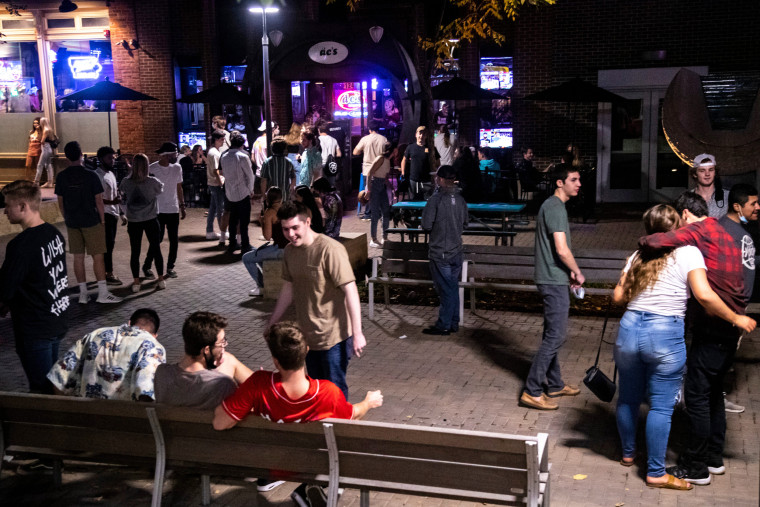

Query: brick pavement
[[0, 207, 757, 506]]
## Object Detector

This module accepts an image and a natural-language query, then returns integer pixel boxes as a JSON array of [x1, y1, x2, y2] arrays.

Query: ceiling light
[[59, 0, 78, 13]]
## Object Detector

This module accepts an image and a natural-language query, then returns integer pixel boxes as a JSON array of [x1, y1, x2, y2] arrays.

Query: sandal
[[646, 474, 693, 490]]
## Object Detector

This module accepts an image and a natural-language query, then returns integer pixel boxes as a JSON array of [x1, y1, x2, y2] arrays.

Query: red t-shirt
[[221, 370, 353, 423]]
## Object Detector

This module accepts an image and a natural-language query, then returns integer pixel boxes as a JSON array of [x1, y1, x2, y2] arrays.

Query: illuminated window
[[49, 40, 114, 112], [0, 42, 44, 113]]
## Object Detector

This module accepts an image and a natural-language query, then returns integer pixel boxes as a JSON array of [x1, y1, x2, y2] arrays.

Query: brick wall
[[111, 0, 218, 159], [512, 0, 760, 169]]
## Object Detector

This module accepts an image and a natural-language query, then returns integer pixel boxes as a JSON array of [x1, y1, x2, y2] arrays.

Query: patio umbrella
[[525, 77, 626, 146], [176, 82, 263, 106], [429, 77, 505, 101], [61, 77, 158, 147]]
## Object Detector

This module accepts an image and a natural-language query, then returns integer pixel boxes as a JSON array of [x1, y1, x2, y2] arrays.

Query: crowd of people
[[1, 113, 757, 499]]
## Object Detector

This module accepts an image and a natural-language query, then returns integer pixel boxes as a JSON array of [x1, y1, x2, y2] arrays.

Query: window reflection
[[0, 42, 43, 113], [50, 39, 114, 112]]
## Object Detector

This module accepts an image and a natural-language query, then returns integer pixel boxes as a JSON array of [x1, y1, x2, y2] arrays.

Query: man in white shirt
[[94, 146, 126, 286], [143, 142, 186, 279], [353, 120, 387, 218], [318, 123, 341, 164], [206, 130, 228, 243], [221, 132, 255, 255], [251, 121, 279, 194]]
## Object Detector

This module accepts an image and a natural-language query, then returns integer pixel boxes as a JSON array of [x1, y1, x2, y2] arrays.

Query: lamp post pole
[[250, 6, 279, 156]]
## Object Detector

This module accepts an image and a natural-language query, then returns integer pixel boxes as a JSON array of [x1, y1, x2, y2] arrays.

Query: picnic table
[[391, 201, 526, 245]]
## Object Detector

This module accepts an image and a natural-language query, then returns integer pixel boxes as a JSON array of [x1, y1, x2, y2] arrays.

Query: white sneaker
[[78, 293, 89, 304], [157, 279, 166, 290], [96, 292, 122, 304], [249, 286, 262, 296], [724, 394, 745, 413], [131, 283, 141, 293], [369, 240, 381, 248], [206, 231, 221, 240], [224, 231, 230, 239]]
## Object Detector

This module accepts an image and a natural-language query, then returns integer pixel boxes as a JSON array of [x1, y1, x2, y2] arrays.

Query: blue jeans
[[16, 334, 64, 394], [429, 252, 463, 331], [305, 339, 350, 399], [525, 284, 569, 397], [370, 178, 390, 240], [241, 244, 284, 286], [207, 185, 225, 233], [614, 310, 686, 477]]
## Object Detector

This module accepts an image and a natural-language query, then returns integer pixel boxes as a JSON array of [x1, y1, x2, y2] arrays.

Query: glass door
[[599, 90, 688, 202]]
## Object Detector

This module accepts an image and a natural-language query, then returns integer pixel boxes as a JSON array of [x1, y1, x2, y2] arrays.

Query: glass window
[[47, 18, 76, 29], [0, 41, 43, 113], [82, 17, 109, 28], [479, 56, 513, 129], [2, 18, 35, 30], [49, 39, 114, 112]]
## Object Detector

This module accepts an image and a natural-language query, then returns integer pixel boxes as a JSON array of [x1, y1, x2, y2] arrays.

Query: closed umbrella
[[61, 77, 158, 147]]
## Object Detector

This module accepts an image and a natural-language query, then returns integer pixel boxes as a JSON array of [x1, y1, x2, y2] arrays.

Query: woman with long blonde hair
[[34, 117, 56, 187], [611, 204, 751, 490], [118, 154, 166, 293], [284, 122, 303, 176]]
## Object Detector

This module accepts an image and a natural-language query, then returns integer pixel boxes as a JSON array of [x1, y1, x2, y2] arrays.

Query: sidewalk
[[0, 207, 757, 506]]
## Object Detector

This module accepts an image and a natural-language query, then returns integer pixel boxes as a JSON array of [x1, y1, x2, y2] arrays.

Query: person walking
[[221, 132, 255, 255], [612, 204, 754, 490], [206, 129, 228, 242], [365, 142, 392, 247], [353, 120, 388, 218], [118, 154, 166, 293], [420, 165, 468, 335], [521, 165, 584, 410]]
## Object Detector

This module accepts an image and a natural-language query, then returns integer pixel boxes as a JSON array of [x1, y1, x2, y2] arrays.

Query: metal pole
[[262, 12, 272, 157]]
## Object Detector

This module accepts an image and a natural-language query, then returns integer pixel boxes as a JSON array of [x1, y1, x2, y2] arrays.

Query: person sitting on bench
[[213, 321, 383, 505], [47, 308, 165, 401]]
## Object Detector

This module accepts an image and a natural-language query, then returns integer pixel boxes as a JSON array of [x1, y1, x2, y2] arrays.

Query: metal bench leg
[[360, 488, 370, 507], [369, 281, 375, 320], [322, 423, 340, 507], [459, 261, 467, 326], [384, 285, 390, 310], [201, 474, 211, 506], [147, 407, 166, 507], [53, 459, 63, 488]]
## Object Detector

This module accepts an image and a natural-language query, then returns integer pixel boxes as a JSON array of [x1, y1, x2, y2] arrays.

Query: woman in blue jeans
[[612, 204, 749, 490]]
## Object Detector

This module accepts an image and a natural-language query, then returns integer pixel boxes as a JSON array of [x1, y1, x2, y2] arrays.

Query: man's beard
[[204, 351, 218, 370]]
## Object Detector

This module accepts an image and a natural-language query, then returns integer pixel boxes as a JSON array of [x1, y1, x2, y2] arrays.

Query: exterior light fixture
[[249, 5, 280, 157], [269, 30, 283, 48], [59, 0, 78, 12], [369, 26, 383, 44], [249, 6, 280, 14]]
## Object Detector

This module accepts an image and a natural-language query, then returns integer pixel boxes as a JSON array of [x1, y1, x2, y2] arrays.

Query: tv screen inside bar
[[479, 128, 513, 148]]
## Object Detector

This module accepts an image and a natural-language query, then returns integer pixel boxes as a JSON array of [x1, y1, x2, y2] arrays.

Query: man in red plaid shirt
[[638, 191, 756, 486]]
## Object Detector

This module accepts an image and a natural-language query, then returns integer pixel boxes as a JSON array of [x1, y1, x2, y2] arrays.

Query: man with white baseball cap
[[143, 142, 185, 280], [689, 153, 729, 219], [251, 121, 279, 191]]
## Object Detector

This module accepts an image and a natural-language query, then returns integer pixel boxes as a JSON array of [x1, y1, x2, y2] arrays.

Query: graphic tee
[[221, 370, 353, 423], [0, 223, 69, 340]]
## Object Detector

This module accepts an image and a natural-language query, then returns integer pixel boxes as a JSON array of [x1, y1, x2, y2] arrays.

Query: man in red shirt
[[213, 321, 382, 504]]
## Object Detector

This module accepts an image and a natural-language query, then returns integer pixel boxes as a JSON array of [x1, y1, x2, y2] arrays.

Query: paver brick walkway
[[0, 206, 757, 506]]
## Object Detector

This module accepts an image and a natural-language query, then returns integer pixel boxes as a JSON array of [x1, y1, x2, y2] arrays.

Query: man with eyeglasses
[[154, 311, 252, 410]]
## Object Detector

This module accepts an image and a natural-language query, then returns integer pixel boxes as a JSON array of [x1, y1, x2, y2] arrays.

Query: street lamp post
[[249, 6, 279, 156]]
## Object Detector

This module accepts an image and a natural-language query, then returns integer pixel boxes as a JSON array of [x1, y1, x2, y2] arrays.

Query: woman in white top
[[434, 125, 457, 167], [612, 204, 754, 490]]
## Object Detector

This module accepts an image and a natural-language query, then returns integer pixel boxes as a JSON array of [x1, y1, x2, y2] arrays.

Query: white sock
[[78, 282, 87, 295], [97, 280, 108, 297]]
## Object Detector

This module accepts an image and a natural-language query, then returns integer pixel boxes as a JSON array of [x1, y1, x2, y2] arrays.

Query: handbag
[[583, 301, 617, 402]]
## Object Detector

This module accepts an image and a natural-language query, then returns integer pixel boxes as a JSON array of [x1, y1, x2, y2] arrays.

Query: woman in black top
[[294, 185, 324, 233]]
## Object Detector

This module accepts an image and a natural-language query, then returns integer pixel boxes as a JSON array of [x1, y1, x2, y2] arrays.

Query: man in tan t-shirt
[[267, 202, 365, 398]]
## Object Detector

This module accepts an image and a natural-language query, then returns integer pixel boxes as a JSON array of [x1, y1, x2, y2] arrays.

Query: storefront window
[[0, 41, 43, 113], [479, 56, 513, 148], [49, 39, 114, 112]]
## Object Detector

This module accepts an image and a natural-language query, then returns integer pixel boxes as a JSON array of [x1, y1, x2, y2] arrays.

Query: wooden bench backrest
[[463, 245, 628, 284], [153, 405, 331, 480], [0, 392, 156, 462], [380, 241, 431, 277], [323, 418, 547, 504]]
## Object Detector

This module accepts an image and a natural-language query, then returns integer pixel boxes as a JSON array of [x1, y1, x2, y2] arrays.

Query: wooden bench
[[367, 241, 467, 323], [462, 245, 628, 311], [385, 227, 517, 246], [0, 392, 551, 507]]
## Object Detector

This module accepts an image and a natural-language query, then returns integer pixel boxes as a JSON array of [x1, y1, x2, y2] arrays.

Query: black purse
[[583, 301, 617, 402]]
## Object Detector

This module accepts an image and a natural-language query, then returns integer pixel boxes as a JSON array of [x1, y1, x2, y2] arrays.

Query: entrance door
[[598, 90, 688, 202]]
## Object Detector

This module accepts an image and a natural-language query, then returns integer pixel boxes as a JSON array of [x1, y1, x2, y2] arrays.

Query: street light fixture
[[249, 6, 280, 155]]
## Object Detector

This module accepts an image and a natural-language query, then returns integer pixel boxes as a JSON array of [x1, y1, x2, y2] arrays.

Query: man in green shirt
[[521, 165, 584, 410]]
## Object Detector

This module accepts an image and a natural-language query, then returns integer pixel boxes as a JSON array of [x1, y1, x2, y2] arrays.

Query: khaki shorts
[[68, 223, 107, 255]]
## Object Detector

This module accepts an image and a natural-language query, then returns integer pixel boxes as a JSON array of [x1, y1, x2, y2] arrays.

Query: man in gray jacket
[[421, 165, 468, 335]]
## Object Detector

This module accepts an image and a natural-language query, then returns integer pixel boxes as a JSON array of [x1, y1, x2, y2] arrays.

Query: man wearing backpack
[[318, 123, 341, 186]]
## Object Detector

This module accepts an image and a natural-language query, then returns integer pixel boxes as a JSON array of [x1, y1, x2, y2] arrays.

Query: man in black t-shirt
[[401, 126, 440, 200], [0, 180, 69, 393]]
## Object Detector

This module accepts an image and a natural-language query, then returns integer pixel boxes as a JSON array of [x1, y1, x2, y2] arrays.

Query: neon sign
[[68, 56, 102, 80], [0, 61, 22, 84], [336, 90, 363, 111]]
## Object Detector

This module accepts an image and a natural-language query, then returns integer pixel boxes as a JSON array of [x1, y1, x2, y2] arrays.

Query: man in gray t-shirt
[[522, 166, 585, 411], [154, 312, 252, 410]]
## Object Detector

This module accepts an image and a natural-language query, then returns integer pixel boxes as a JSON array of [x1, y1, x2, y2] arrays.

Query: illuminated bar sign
[[308, 41, 348, 65], [68, 56, 102, 80], [337, 90, 361, 111]]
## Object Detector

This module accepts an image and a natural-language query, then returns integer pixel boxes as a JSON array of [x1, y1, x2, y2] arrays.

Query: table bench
[[385, 227, 517, 246], [0, 392, 551, 507]]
